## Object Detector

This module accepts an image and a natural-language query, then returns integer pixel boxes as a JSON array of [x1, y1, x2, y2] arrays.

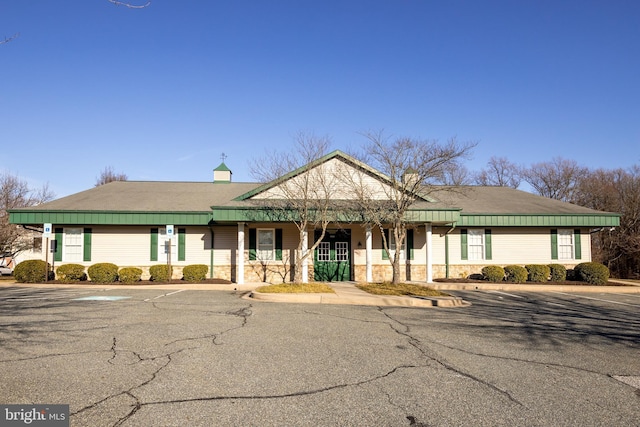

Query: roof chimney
[[213, 162, 232, 183]]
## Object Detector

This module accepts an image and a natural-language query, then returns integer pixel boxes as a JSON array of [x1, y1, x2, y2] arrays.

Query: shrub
[[548, 264, 567, 282], [481, 265, 505, 282], [504, 265, 528, 283], [566, 268, 578, 281], [87, 263, 119, 283], [182, 264, 208, 282], [118, 267, 142, 284], [56, 264, 87, 282], [525, 264, 550, 282], [149, 264, 173, 282], [14, 260, 52, 283], [574, 262, 610, 285]]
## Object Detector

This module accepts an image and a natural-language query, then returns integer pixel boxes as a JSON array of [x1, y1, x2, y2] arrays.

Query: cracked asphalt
[[0, 286, 639, 426]]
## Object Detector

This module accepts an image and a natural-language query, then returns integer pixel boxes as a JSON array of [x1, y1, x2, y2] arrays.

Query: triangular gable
[[235, 150, 432, 202]]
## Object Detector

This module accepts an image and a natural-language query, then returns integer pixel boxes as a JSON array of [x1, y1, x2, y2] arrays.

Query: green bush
[[118, 267, 142, 284], [149, 264, 173, 282], [548, 264, 567, 282], [481, 265, 505, 282], [525, 264, 550, 282], [574, 262, 610, 285], [182, 264, 208, 282], [56, 264, 87, 282], [14, 260, 52, 283], [87, 263, 119, 283], [504, 265, 528, 283]]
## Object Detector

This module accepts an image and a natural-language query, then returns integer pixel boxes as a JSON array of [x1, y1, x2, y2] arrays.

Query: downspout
[[208, 213, 215, 278], [442, 222, 457, 279]]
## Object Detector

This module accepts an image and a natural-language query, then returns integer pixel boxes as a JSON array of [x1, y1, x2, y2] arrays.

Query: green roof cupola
[[213, 161, 232, 183]]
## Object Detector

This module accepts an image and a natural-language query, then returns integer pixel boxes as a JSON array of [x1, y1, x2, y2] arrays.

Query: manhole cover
[[73, 296, 131, 301]]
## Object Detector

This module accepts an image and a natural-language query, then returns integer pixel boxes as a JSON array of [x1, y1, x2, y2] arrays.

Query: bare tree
[[521, 157, 587, 202], [437, 160, 473, 186], [352, 131, 477, 284], [96, 166, 128, 186], [573, 166, 640, 278], [474, 156, 521, 188], [249, 132, 345, 283], [0, 173, 55, 262]]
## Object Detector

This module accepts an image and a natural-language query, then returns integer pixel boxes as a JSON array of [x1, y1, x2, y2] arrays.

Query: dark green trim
[[460, 229, 468, 260], [83, 228, 92, 262], [275, 228, 283, 261], [574, 229, 582, 260], [484, 229, 492, 260], [249, 228, 256, 261], [54, 228, 63, 262], [407, 229, 414, 260], [551, 229, 558, 260], [459, 214, 620, 227], [150, 228, 158, 261], [178, 228, 186, 261], [9, 211, 211, 226]]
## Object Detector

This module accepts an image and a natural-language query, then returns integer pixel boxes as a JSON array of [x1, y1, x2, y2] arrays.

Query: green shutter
[[83, 228, 92, 262], [249, 228, 256, 260], [407, 229, 414, 260], [54, 228, 63, 262], [574, 229, 581, 260], [150, 228, 158, 261], [382, 229, 390, 260], [178, 228, 186, 261], [551, 229, 558, 260], [275, 229, 283, 261], [484, 229, 492, 260], [460, 229, 468, 260]]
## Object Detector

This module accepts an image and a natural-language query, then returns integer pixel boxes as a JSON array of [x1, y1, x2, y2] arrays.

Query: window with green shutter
[[83, 228, 92, 262]]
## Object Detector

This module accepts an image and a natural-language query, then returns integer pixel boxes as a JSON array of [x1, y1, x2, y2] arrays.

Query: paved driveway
[[0, 285, 638, 426]]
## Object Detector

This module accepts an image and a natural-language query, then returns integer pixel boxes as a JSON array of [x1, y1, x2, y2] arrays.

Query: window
[[257, 229, 275, 260], [317, 242, 330, 261], [64, 228, 83, 262], [158, 228, 177, 262], [467, 229, 484, 260], [551, 229, 581, 260], [461, 229, 492, 261], [335, 242, 349, 261], [388, 234, 407, 260]]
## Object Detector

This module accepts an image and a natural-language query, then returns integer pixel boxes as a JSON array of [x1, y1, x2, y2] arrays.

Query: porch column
[[237, 222, 245, 284], [425, 223, 433, 283], [301, 228, 309, 283], [365, 226, 373, 283]]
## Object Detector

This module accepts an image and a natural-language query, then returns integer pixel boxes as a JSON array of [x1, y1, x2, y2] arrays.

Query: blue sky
[[1, 0, 639, 198]]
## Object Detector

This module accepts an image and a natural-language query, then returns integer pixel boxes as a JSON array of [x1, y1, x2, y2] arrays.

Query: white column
[[301, 228, 309, 283], [237, 222, 245, 284], [425, 223, 433, 283], [366, 226, 373, 283]]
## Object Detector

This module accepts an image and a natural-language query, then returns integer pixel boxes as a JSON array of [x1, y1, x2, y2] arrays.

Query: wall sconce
[[357, 241, 362, 248]]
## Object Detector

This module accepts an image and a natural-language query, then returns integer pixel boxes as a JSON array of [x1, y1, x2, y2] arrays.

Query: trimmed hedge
[[574, 262, 610, 285], [481, 265, 505, 282], [182, 264, 208, 282], [56, 264, 87, 282], [150, 264, 173, 282], [548, 264, 567, 282], [525, 264, 550, 282], [118, 267, 142, 284], [88, 263, 119, 283], [14, 260, 52, 283], [504, 265, 528, 283]]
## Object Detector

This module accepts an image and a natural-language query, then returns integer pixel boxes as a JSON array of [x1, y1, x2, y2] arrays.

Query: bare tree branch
[[108, 0, 151, 9], [0, 33, 19, 45]]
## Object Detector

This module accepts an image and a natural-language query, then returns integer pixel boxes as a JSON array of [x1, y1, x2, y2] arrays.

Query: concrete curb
[[429, 283, 640, 293]]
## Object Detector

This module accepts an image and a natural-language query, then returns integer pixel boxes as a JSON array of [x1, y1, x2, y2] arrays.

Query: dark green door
[[314, 230, 351, 281]]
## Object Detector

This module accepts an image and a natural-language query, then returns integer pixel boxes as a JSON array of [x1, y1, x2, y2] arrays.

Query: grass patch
[[356, 282, 451, 297], [255, 283, 335, 294]]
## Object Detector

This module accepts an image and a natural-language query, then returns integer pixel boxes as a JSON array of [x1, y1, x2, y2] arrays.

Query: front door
[[314, 230, 351, 281]]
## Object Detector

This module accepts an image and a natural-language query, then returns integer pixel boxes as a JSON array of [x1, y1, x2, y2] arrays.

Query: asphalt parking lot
[[0, 285, 639, 426]]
